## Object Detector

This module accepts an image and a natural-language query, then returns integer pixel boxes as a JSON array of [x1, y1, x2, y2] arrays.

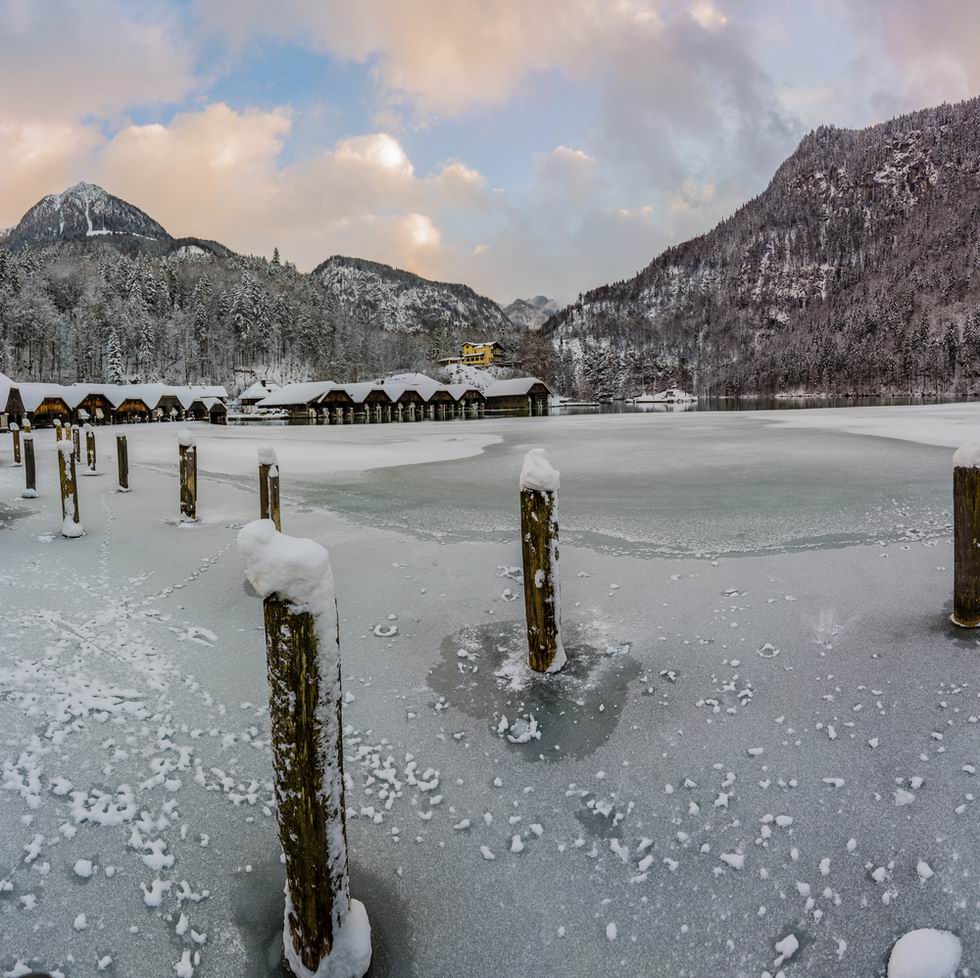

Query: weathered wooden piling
[[53, 419, 62, 441], [178, 430, 197, 522], [84, 425, 97, 474], [57, 440, 83, 537], [519, 448, 565, 672], [258, 444, 282, 531], [237, 520, 372, 978], [71, 424, 81, 462], [22, 433, 36, 498], [116, 434, 130, 491], [952, 442, 980, 626], [11, 422, 21, 466]]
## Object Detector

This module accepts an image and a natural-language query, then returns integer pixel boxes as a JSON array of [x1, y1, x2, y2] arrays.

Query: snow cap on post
[[177, 428, 195, 448], [258, 443, 277, 465], [953, 441, 980, 469], [238, 519, 335, 618], [9, 422, 17, 431], [520, 448, 559, 492]]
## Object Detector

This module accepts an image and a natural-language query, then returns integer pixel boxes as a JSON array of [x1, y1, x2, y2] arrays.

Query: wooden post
[[22, 434, 36, 498], [23, 418, 31, 434], [117, 435, 130, 491], [237, 521, 371, 978], [11, 423, 21, 466], [85, 425, 96, 473], [519, 449, 565, 672], [258, 445, 282, 531], [57, 441, 82, 537], [178, 431, 197, 522], [71, 424, 81, 462], [953, 444, 980, 626], [53, 419, 62, 441]]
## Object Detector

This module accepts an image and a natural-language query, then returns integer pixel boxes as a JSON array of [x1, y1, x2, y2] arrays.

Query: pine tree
[[104, 327, 124, 383]]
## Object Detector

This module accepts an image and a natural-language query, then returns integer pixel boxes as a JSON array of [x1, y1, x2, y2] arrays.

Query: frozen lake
[[1, 404, 977, 977]]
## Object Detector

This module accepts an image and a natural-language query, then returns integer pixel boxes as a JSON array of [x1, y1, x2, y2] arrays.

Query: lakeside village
[[0, 340, 701, 431]]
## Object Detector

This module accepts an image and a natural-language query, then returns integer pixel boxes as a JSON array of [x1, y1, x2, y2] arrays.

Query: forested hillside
[[545, 97, 980, 398]]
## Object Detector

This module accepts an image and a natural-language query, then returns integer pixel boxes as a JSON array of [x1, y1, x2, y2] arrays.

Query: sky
[[2, 0, 980, 304]]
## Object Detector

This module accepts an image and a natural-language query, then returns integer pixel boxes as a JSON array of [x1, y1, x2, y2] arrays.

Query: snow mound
[[237, 520, 335, 618], [520, 448, 559, 492], [283, 897, 371, 978], [887, 928, 961, 978]]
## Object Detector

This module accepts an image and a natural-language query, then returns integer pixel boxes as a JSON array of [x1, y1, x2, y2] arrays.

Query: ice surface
[[1, 407, 979, 977]]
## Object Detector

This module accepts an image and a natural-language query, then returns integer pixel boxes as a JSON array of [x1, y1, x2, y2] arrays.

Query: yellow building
[[442, 341, 506, 367]]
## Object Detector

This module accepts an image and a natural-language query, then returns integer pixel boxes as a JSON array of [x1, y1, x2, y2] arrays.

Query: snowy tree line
[[0, 245, 450, 388]]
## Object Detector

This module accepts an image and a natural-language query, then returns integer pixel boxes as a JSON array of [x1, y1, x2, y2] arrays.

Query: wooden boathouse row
[[0, 375, 229, 428], [254, 377, 552, 422]]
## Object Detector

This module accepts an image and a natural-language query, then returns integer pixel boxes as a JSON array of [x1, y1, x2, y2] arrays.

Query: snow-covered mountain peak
[[5, 182, 171, 250]]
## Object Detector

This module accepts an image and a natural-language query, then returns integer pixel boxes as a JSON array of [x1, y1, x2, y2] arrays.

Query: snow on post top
[[520, 448, 559, 492], [952, 441, 980, 469], [57, 440, 73, 458], [257, 443, 277, 465], [177, 429, 195, 448], [9, 422, 17, 431], [237, 519, 335, 618]]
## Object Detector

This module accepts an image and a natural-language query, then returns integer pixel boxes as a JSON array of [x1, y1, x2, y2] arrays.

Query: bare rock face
[[545, 97, 980, 397]]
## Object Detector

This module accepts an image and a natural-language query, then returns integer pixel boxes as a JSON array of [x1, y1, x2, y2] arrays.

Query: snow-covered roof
[[484, 377, 551, 397], [338, 383, 389, 404], [16, 383, 71, 412], [445, 384, 483, 400], [0, 372, 18, 412], [256, 381, 333, 408], [240, 380, 281, 400]]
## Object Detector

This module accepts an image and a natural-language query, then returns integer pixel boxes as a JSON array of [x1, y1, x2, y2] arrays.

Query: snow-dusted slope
[[314, 255, 516, 336], [545, 97, 980, 395], [504, 295, 559, 331]]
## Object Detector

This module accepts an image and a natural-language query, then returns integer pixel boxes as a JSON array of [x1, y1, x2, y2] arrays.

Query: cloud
[[86, 104, 479, 280], [0, 0, 196, 123], [0, 121, 102, 226], [841, 0, 980, 120]]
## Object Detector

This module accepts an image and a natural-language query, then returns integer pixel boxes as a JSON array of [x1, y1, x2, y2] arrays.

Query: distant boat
[[651, 388, 697, 404]]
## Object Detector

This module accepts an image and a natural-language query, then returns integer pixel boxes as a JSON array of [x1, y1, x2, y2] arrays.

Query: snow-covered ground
[[1, 404, 977, 977]]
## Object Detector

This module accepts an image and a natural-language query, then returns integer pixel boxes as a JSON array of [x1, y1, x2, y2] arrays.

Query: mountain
[[2, 182, 233, 258], [545, 97, 980, 398], [504, 295, 559, 331], [0, 186, 527, 389], [313, 255, 515, 338]]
